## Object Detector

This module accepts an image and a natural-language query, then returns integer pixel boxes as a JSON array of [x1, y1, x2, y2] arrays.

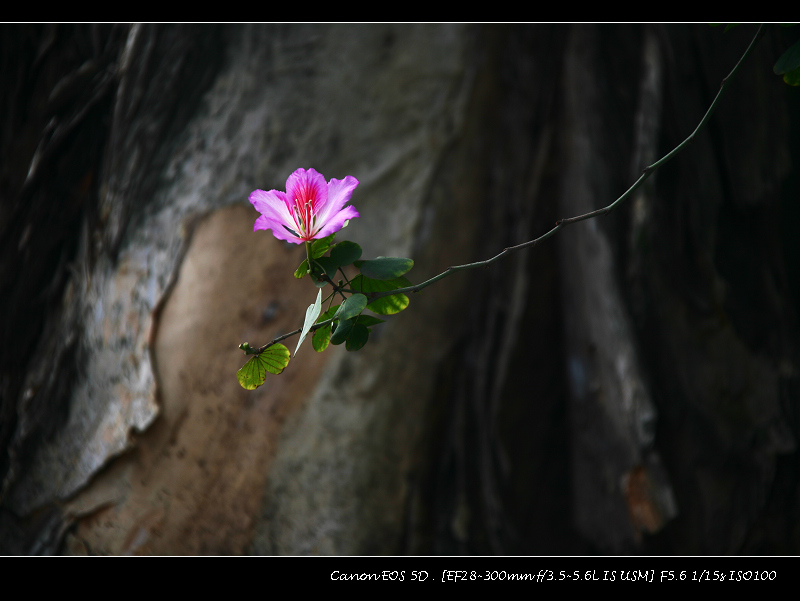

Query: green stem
[[305, 241, 313, 269]]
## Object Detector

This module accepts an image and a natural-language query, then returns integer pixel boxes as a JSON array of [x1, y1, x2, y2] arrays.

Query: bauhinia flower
[[249, 168, 360, 243]]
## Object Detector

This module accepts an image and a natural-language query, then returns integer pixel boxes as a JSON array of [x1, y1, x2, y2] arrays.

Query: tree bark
[[1, 23, 798, 555]]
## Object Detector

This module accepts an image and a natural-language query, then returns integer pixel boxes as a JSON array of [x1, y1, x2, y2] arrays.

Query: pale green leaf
[[237, 344, 291, 389], [295, 289, 322, 356]]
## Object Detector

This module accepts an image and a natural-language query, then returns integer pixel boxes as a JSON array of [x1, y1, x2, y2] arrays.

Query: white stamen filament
[[292, 199, 317, 239]]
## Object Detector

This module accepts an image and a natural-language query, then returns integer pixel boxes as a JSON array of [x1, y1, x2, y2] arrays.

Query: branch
[[250, 24, 766, 350], [369, 24, 766, 303], [245, 317, 336, 355]]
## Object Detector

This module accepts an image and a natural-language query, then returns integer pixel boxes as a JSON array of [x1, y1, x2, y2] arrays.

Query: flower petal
[[249, 188, 304, 243], [285, 168, 328, 211], [254, 214, 304, 243], [250, 188, 291, 220], [315, 175, 359, 227], [249, 169, 359, 243], [313, 204, 360, 240]]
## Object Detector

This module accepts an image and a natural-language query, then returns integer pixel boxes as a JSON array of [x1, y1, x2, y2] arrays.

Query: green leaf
[[311, 234, 336, 259], [336, 293, 368, 321], [310, 256, 339, 286], [312, 324, 331, 352], [330, 241, 362, 267], [311, 310, 379, 353], [354, 314, 385, 327], [312, 305, 339, 353], [350, 274, 411, 315], [783, 68, 800, 86], [294, 259, 310, 279], [295, 289, 322, 356], [358, 256, 414, 280], [345, 323, 370, 351], [320, 304, 341, 321], [237, 344, 291, 389], [775, 40, 800, 74], [330, 317, 355, 345]]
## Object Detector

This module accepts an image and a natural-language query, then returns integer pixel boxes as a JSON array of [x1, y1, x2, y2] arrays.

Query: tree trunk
[[1, 23, 798, 555]]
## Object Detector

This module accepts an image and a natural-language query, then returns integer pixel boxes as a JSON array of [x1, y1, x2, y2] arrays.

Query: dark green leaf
[[330, 241, 362, 267], [355, 314, 385, 327], [359, 256, 414, 280], [309, 307, 381, 353], [774, 40, 800, 75], [336, 293, 368, 321], [237, 344, 291, 389], [310, 256, 339, 286], [330, 317, 355, 345], [345, 323, 370, 351]]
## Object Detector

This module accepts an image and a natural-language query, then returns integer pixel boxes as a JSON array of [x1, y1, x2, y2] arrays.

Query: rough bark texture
[[1, 23, 798, 555]]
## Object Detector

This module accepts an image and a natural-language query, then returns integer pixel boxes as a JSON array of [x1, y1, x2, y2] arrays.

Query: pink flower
[[249, 168, 360, 243]]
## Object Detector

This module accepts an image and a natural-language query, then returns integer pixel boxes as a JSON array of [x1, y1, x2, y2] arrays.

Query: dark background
[[1, 23, 798, 555]]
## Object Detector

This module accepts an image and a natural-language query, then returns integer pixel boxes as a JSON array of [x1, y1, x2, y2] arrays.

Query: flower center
[[292, 194, 317, 239]]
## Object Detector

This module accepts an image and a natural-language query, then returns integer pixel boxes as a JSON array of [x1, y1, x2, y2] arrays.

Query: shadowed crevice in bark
[[0, 24, 798, 555]]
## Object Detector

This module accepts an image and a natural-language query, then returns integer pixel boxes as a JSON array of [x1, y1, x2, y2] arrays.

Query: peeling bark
[[1, 24, 798, 555]]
